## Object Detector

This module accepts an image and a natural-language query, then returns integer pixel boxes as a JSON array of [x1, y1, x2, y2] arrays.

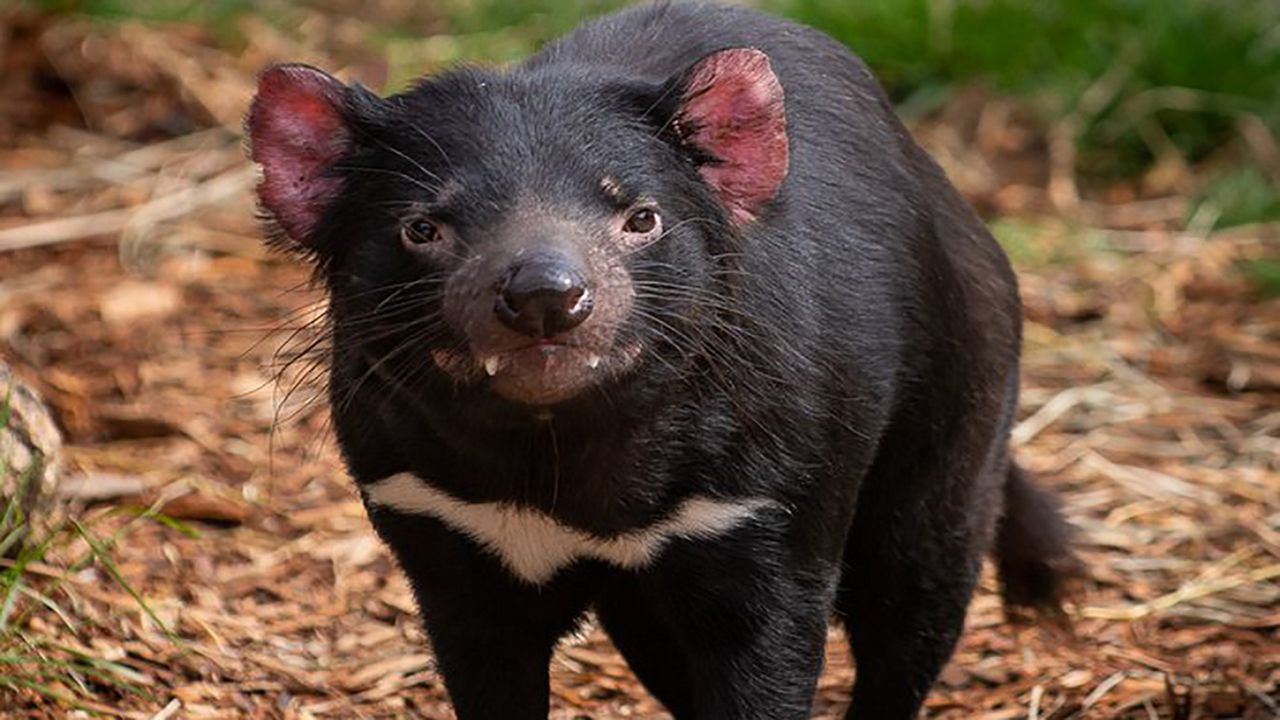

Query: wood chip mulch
[[0, 8, 1276, 719]]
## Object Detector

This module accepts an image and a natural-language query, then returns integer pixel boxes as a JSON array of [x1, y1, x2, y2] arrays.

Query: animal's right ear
[[246, 64, 352, 247], [656, 48, 789, 227]]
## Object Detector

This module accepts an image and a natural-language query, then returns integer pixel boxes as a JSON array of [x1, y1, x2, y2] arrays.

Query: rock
[[1, 361, 64, 555]]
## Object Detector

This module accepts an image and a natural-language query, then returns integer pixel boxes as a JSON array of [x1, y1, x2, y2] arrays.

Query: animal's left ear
[[665, 48, 788, 226]]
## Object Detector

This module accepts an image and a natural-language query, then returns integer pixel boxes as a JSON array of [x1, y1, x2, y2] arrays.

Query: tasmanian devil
[[246, 2, 1074, 718]]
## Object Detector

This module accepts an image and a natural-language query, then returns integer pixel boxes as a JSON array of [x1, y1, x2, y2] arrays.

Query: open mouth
[[430, 340, 642, 404], [478, 342, 599, 377]]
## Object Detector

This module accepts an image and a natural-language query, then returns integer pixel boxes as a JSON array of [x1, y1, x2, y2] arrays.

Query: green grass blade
[[16, 585, 78, 634], [69, 520, 175, 640]]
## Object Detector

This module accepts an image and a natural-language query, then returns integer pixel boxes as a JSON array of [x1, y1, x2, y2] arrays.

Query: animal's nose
[[494, 252, 593, 338]]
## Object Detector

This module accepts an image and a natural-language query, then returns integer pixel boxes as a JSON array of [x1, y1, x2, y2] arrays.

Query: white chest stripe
[[364, 473, 775, 584]]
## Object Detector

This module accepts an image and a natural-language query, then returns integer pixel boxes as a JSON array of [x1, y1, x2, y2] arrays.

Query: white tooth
[[484, 357, 500, 376], [587, 354, 602, 369]]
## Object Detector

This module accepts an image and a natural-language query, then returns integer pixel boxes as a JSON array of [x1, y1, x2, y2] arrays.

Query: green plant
[[23, 0, 264, 46], [0, 388, 179, 712], [382, 0, 626, 83], [1192, 165, 1280, 230], [768, 0, 1280, 182], [1241, 258, 1280, 299]]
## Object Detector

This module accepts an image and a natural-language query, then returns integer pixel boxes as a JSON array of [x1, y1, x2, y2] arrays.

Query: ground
[[0, 8, 1277, 720]]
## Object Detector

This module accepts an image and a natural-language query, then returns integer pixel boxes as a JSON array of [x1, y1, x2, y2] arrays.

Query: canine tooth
[[587, 354, 602, 369], [483, 357, 501, 376]]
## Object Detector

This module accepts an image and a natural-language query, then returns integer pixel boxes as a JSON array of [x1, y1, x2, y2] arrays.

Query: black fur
[[253, 3, 1074, 718]]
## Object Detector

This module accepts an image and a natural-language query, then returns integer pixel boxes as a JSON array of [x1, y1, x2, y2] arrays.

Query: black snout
[[495, 253, 593, 338]]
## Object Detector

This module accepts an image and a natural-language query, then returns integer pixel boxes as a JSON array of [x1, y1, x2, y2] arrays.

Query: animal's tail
[[994, 462, 1078, 611]]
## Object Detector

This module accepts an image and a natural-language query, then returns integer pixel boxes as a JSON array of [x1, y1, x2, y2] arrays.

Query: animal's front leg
[[606, 523, 839, 720], [369, 510, 596, 720]]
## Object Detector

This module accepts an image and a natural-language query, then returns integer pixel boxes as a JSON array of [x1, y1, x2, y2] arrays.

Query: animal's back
[[531, 1, 930, 221], [534, 2, 1021, 374]]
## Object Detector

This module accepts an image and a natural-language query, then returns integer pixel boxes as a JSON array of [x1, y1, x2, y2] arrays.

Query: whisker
[[364, 132, 445, 187], [335, 165, 440, 195], [410, 123, 454, 172]]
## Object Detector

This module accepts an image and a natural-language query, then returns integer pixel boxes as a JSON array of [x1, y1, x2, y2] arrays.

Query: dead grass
[[0, 7, 1276, 719]]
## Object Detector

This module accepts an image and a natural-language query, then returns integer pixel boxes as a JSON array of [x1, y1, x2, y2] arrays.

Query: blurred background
[[0, 0, 1276, 718]]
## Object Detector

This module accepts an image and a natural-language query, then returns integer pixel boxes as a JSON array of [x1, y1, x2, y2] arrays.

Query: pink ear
[[246, 65, 351, 245], [675, 49, 788, 226]]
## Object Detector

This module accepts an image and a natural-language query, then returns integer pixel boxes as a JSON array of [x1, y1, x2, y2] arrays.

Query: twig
[[147, 698, 181, 720], [1082, 672, 1129, 710], [1238, 676, 1280, 717], [0, 128, 237, 203], [0, 165, 254, 253], [1012, 385, 1107, 446], [1081, 563, 1280, 621]]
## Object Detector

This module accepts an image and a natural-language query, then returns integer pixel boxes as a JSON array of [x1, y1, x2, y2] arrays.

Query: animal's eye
[[402, 218, 442, 246], [623, 208, 659, 234]]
